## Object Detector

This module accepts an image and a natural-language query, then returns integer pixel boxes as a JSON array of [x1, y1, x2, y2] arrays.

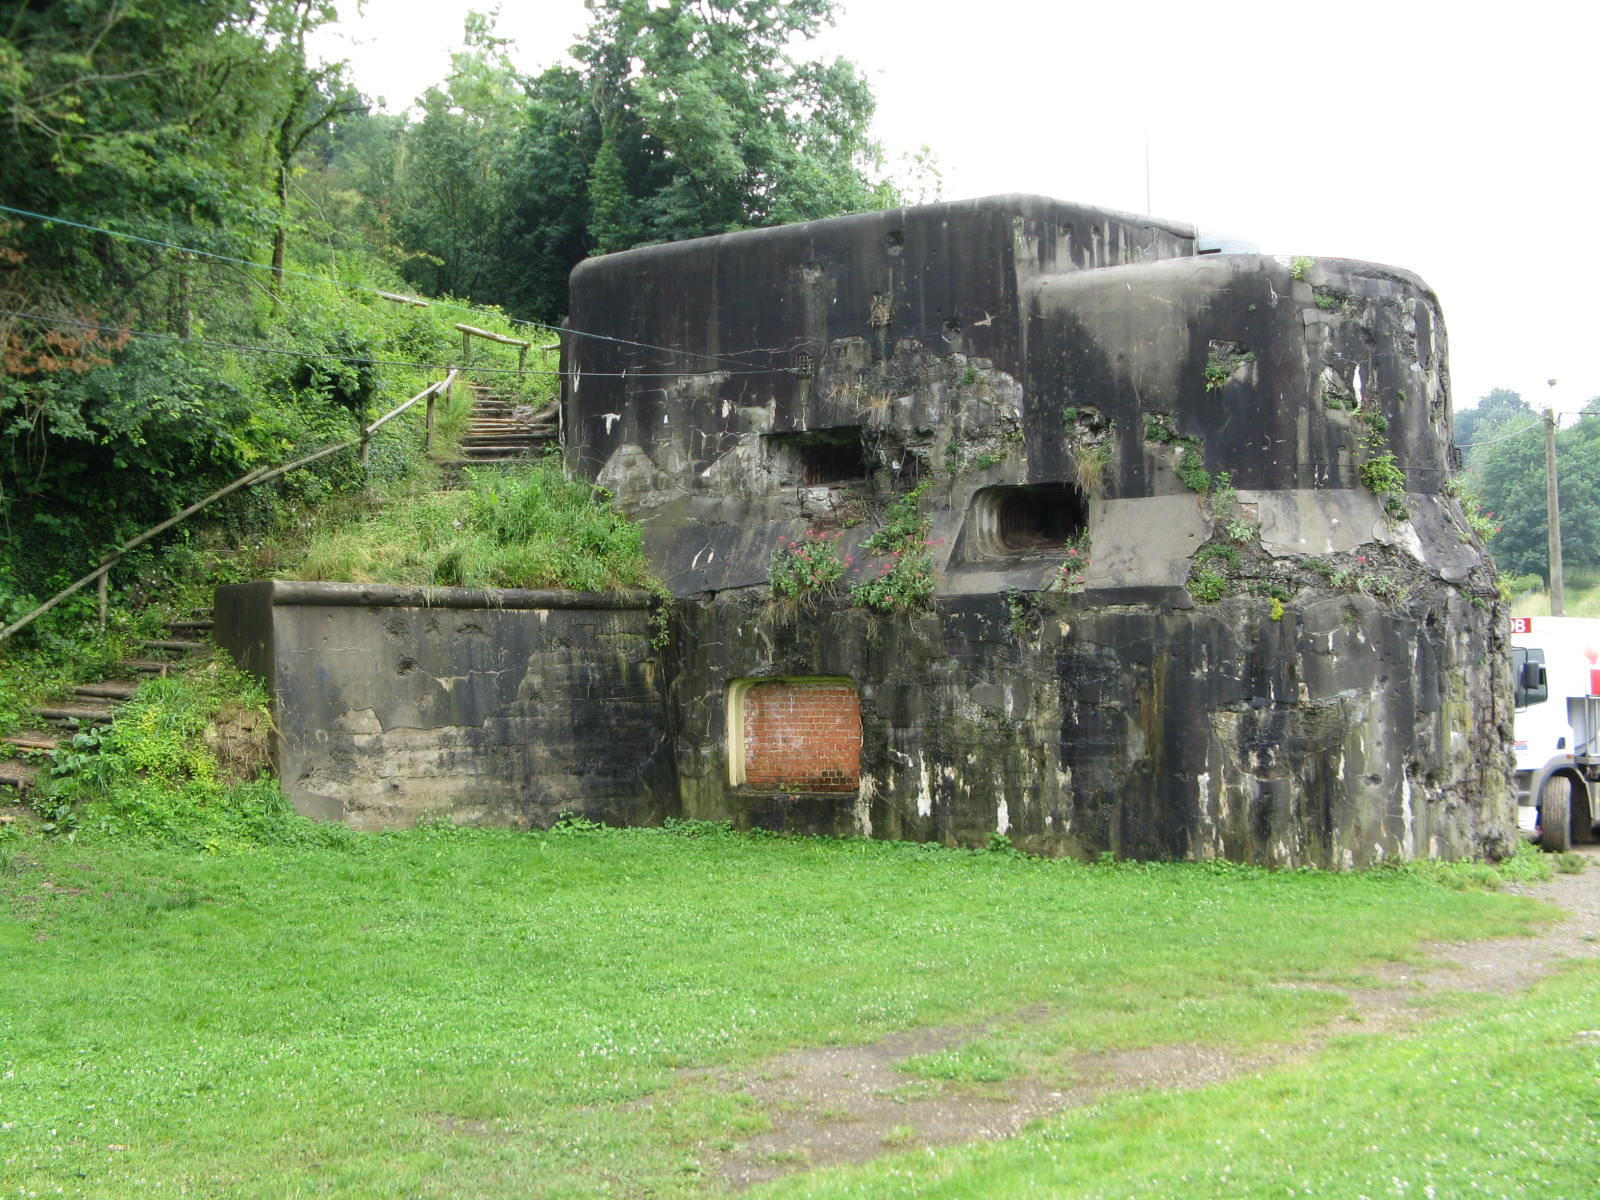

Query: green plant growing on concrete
[[1177, 448, 1212, 494], [1002, 589, 1031, 638], [1195, 542, 1241, 570], [292, 455, 658, 591], [1208, 471, 1260, 543], [1313, 286, 1354, 313], [1189, 566, 1227, 602], [1203, 343, 1255, 392], [1290, 255, 1314, 280], [851, 546, 936, 613], [769, 529, 848, 601], [853, 480, 937, 613], [944, 423, 1023, 476], [1048, 531, 1092, 597], [1355, 404, 1409, 522], [861, 480, 932, 553], [1070, 440, 1113, 497], [1145, 412, 1212, 493]]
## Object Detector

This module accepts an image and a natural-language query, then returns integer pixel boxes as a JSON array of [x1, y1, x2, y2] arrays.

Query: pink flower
[[1356, 555, 1367, 564]]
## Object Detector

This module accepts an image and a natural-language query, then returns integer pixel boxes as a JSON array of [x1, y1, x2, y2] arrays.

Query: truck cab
[[1510, 616, 1600, 850]]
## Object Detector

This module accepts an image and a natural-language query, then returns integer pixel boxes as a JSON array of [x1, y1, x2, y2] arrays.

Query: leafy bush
[[30, 653, 346, 850], [1189, 566, 1227, 602], [769, 529, 847, 601]]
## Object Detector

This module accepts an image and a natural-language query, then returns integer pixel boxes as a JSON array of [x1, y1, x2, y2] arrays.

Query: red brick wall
[[740, 681, 861, 792]]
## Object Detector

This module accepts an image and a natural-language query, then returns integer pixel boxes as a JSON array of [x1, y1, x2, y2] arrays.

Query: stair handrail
[[0, 371, 458, 646], [455, 322, 531, 373]]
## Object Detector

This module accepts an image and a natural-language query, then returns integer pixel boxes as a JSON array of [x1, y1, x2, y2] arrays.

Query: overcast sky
[[310, 0, 1600, 417]]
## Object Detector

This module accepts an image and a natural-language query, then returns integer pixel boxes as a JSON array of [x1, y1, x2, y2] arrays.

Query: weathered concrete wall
[[668, 589, 1506, 867], [214, 582, 673, 830], [563, 194, 1516, 866]]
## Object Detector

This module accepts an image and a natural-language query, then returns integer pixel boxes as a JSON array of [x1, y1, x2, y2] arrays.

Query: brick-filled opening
[[730, 678, 862, 792]]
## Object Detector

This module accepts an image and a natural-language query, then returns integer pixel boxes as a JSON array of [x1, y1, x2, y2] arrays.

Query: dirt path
[[694, 851, 1600, 1190]]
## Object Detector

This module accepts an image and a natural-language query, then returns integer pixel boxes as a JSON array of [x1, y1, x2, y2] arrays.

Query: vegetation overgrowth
[[291, 456, 656, 591], [2, 0, 912, 658], [0, 816, 1575, 1199]]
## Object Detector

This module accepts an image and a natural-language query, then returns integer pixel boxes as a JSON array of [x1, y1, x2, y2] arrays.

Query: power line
[[0, 202, 766, 372], [0, 307, 779, 379], [1455, 419, 1544, 450], [1456, 406, 1600, 451]]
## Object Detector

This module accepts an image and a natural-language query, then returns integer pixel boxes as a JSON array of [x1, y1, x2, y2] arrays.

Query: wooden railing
[[0, 370, 458, 646], [456, 322, 532, 373]]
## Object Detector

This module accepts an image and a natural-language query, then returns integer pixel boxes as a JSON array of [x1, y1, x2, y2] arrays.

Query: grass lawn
[[0, 822, 1586, 1198], [762, 957, 1600, 1199]]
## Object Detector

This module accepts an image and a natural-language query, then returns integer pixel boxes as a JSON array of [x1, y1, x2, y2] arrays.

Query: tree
[[486, 0, 889, 321], [1463, 390, 1600, 580], [390, 13, 525, 299], [260, 1, 367, 296], [1453, 387, 1534, 452], [0, 0, 363, 595]]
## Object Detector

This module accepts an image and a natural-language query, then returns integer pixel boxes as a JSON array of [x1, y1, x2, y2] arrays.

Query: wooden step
[[122, 658, 173, 677], [74, 681, 139, 701], [166, 619, 213, 634], [33, 701, 119, 725], [0, 760, 39, 790], [433, 458, 532, 474], [461, 445, 539, 458], [3, 731, 62, 752], [141, 638, 206, 655]]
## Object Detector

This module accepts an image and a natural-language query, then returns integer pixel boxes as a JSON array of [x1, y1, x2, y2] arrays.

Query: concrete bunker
[[217, 194, 1515, 867], [562, 194, 1515, 868]]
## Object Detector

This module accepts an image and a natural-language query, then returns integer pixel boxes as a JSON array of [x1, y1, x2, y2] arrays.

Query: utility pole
[[1546, 386, 1566, 615]]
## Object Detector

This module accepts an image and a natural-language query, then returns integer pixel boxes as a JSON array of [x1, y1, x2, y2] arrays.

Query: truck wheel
[[1540, 775, 1572, 853]]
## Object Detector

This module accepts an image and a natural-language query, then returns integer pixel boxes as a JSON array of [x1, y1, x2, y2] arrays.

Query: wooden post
[[518, 344, 528, 374], [97, 569, 108, 631], [359, 422, 370, 466], [1546, 406, 1566, 615], [425, 391, 436, 453], [462, 330, 472, 368]]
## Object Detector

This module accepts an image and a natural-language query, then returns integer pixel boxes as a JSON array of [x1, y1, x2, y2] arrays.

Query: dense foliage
[[1456, 387, 1600, 580], [382, 0, 896, 321], [0, 2, 562, 637], [0, 0, 898, 636]]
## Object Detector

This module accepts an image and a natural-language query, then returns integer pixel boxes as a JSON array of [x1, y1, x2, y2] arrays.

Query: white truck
[[1511, 615, 1600, 851]]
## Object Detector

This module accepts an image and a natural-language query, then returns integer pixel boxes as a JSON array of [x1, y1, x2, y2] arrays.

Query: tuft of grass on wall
[[288, 456, 655, 592]]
